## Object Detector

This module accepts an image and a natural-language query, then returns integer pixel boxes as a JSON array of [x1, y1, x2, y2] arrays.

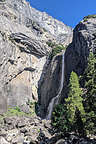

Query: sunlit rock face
[[5, 0, 72, 45], [65, 18, 96, 83], [40, 16, 96, 118], [0, 0, 72, 113]]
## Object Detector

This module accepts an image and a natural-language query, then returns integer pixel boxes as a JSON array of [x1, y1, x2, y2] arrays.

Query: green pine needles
[[52, 71, 86, 135], [65, 72, 85, 125], [52, 52, 96, 136], [81, 52, 96, 134]]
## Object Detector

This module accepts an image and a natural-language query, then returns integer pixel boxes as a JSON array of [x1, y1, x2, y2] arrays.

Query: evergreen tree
[[65, 72, 86, 132], [82, 52, 96, 134], [52, 53, 96, 135], [52, 104, 70, 132], [83, 53, 96, 112], [52, 71, 86, 135]]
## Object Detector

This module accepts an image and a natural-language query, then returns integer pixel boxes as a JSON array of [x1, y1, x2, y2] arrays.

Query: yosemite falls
[[46, 51, 65, 120]]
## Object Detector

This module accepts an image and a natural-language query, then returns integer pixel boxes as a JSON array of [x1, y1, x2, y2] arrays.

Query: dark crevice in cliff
[[5, 67, 35, 85]]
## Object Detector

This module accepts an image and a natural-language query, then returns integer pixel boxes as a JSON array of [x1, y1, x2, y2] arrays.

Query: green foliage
[[0, 107, 26, 123], [26, 99, 37, 115], [46, 41, 67, 60], [85, 111, 96, 135], [4, 106, 25, 117], [48, 44, 67, 60], [26, 99, 33, 106], [52, 104, 70, 132], [52, 72, 86, 135], [52, 53, 96, 136], [46, 41, 56, 47], [83, 14, 96, 22], [66, 72, 85, 125], [0, 103, 36, 121], [64, 72, 86, 136], [51, 45, 66, 57], [81, 52, 96, 134], [82, 53, 96, 111]]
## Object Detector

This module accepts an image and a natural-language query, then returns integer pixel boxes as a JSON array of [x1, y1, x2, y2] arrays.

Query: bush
[[46, 41, 56, 47], [52, 104, 70, 132], [4, 106, 25, 116], [52, 45, 66, 57], [49, 44, 67, 60], [46, 41, 67, 60], [83, 15, 96, 22]]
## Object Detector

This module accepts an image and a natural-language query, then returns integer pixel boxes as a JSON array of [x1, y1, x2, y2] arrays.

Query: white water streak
[[46, 51, 65, 120]]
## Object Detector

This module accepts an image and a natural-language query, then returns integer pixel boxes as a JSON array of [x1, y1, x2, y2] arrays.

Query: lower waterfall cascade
[[46, 51, 65, 120]]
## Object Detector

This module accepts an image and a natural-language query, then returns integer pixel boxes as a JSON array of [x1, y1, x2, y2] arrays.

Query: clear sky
[[27, 0, 96, 28]]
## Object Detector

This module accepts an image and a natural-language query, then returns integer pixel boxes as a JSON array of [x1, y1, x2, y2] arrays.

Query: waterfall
[[46, 51, 65, 120]]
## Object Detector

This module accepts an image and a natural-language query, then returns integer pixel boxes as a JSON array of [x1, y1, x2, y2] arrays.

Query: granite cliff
[[40, 15, 96, 117], [0, 0, 72, 113], [65, 16, 96, 83], [39, 54, 63, 117], [0, 0, 96, 143]]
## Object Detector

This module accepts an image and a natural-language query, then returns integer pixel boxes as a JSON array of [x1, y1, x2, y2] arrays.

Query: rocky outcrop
[[0, 116, 96, 144], [0, 24, 48, 111], [65, 17, 96, 83], [0, 116, 52, 144], [0, 0, 72, 45], [9, 33, 48, 57], [0, 0, 72, 113], [5, 0, 72, 45]]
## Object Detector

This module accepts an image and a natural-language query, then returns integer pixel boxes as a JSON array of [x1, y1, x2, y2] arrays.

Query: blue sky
[[27, 0, 96, 28]]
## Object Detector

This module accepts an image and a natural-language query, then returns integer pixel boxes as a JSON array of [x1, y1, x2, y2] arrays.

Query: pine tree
[[65, 72, 86, 131], [82, 52, 96, 134], [52, 71, 86, 135], [84, 53, 96, 112]]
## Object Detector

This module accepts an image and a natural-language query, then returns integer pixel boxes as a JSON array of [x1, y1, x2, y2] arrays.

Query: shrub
[[5, 106, 25, 116], [49, 44, 67, 60], [52, 104, 70, 132], [52, 45, 66, 57], [83, 14, 96, 22], [46, 41, 56, 47]]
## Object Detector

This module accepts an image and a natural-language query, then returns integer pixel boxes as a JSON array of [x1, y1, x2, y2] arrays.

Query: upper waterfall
[[46, 51, 65, 120]]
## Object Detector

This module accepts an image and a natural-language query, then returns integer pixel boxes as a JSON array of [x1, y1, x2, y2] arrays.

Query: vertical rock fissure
[[46, 51, 65, 120]]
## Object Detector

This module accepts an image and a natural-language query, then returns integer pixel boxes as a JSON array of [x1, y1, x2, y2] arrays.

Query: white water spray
[[46, 51, 65, 120]]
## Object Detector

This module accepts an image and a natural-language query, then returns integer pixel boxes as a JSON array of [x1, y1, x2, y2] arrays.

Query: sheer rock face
[[65, 18, 96, 83], [4, 0, 72, 45], [39, 54, 62, 116], [0, 0, 72, 113], [40, 17, 96, 114]]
